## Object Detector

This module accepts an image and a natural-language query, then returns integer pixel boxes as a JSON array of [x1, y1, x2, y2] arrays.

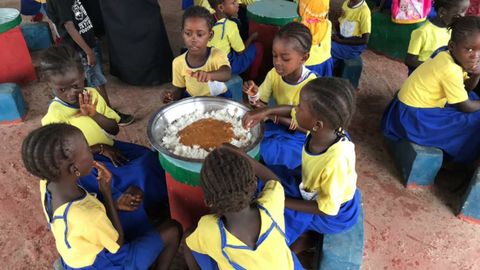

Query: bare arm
[[64, 21, 94, 63], [333, 33, 370, 46], [208, 65, 232, 82], [285, 197, 333, 216], [453, 99, 480, 113], [91, 114, 119, 135], [465, 74, 480, 91], [405, 53, 423, 70]]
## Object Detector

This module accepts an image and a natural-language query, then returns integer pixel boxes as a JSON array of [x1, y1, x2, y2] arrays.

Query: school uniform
[[407, 20, 450, 74], [258, 66, 317, 170], [41, 87, 167, 212], [331, 0, 371, 64], [186, 180, 304, 270], [208, 18, 259, 76], [40, 180, 163, 270], [382, 51, 480, 163], [299, 0, 334, 77], [172, 47, 232, 98]]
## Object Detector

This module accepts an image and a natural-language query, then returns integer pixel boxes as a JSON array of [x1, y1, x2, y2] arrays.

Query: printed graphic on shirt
[[72, 0, 93, 35]]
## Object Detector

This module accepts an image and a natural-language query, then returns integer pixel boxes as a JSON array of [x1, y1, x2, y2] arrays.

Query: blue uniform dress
[[382, 51, 480, 164]]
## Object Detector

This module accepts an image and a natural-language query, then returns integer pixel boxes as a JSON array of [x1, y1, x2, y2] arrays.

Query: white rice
[[161, 108, 252, 159]]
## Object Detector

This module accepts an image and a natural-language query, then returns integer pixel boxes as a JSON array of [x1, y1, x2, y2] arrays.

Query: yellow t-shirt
[[208, 18, 245, 56], [338, 0, 371, 38], [398, 51, 469, 108], [186, 180, 296, 270], [259, 66, 317, 105], [172, 47, 231, 96], [407, 20, 451, 62], [41, 87, 120, 146], [194, 0, 215, 13], [301, 135, 357, 216], [305, 20, 332, 66], [298, 0, 330, 46], [40, 180, 120, 268]]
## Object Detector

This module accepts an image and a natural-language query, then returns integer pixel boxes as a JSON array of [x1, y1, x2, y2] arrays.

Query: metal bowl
[[147, 97, 264, 163]]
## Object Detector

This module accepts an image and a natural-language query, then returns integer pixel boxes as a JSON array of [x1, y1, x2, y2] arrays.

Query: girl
[[382, 16, 480, 164], [165, 6, 232, 102], [243, 77, 361, 252], [405, 0, 470, 73], [183, 146, 303, 270], [21, 124, 181, 270], [39, 45, 167, 232], [243, 22, 317, 170], [298, 0, 335, 77]]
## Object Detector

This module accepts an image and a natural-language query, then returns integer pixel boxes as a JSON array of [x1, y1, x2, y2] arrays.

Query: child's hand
[[100, 145, 129, 167], [242, 109, 268, 129], [163, 91, 174, 104], [242, 80, 258, 96], [93, 161, 112, 193], [76, 91, 98, 117], [466, 62, 480, 75], [190, 70, 212, 82], [86, 49, 96, 67], [332, 34, 342, 42], [116, 186, 144, 211]]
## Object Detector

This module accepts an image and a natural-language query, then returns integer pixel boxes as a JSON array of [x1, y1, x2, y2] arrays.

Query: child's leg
[[152, 219, 182, 270]]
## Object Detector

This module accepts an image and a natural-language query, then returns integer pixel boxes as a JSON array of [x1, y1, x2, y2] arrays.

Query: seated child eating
[[39, 45, 167, 231], [331, 0, 371, 66], [243, 77, 361, 252], [405, 0, 470, 74], [243, 22, 317, 170], [208, 0, 263, 79], [183, 146, 303, 270], [382, 16, 480, 164], [22, 124, 181, 270], [165, 6, 232, 102]]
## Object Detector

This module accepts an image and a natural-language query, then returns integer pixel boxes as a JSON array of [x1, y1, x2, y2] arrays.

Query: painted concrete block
[[319, 198, 364, 270], [458, 167, 480, 224], [21, 22, 53, 51], [385, 137, 443, 189], [0, 83, 25, 124], [225, 74, 243, 102], [339, 57, 363, 89]]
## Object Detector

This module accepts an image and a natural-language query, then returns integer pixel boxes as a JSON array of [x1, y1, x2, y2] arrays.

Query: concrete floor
[[1, 0, 480, 269]]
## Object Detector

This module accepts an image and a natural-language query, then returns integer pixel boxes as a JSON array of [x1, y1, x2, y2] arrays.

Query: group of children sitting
[[19, 0, 480, 269]]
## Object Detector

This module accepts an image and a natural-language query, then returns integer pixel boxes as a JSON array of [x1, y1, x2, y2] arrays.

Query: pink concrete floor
[[1, 0, 480, 269]]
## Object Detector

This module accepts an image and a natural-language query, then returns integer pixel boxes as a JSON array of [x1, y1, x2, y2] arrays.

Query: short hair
[[22, 124, 82, 181], [450, 16, 480, 44], [275, 22, 312, 54], [182, 6, 215, 30], [434, 0, 467, 11], [301, 77, 356, 131], [208, 0, 224, 9], [38, 44, 83, 80], [200, 148, 257, 215]]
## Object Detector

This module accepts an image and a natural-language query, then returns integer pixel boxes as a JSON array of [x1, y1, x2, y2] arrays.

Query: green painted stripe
[[0, 11, 21, 34]]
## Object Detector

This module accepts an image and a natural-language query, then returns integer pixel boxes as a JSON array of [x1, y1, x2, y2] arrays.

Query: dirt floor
[[1, 0, 480, 269]]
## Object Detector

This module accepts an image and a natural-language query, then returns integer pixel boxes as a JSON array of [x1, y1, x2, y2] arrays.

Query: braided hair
[[434, 0, 467, 12], [182, 6, 215, 30], [21, 124, 81, 182], [275, 22, 312, 54], [302, 77, 356, 132], [38, 44, 83, 80], [450, 16, 480, 44], [200, 148, 257, 215]]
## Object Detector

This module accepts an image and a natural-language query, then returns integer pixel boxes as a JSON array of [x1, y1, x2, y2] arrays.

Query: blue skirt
[[331, 41, 366, 62], [260, 121, 306, 170], [306, 58, 334, 77], [78, 140, 167, 210], [268, 165, 361, 243], [229, 43, 257, 75], [183, 89, 233, 99], [62, 229, 164, 270], [381, 94, 480, 163]]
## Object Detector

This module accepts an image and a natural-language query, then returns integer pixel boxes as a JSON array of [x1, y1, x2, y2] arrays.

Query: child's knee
[[158, 219, 182, 247]]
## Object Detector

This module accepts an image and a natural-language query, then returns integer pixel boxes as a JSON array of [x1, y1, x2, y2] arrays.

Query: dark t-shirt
[[47, 0, 96, 50]]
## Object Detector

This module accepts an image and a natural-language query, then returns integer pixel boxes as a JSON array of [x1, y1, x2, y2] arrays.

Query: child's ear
[[302, 52, 310, 63], [316, 120, 324, 130], [68, 163, 78, 176], [218, 3, 225, 13], [209, 30, 214, 41], [448, 40, 455, 52]]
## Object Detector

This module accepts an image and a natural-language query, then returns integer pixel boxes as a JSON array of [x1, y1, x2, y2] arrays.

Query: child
[[208, 0, 263, 79], [183, 146, 303, 270], [243, 77, 361, 251], [243, 22, 317, 170], [405, 0, 470, 73], [298, 0, 335, 77], [331, 0, 371, 66], [39, 45, 167, 227], [165, 6, 232, 102], [46, 0, 133, 125], [21, 124, 181, 270], [382, 16, 480, 164]]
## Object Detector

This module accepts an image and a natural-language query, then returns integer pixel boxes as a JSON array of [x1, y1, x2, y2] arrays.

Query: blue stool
[[384, 136, 443, 189], [21, 22, 52, 51], [317, 198, 364, 270], [0, 83, 26, 124], [339, 57, 363, 89], [458, 167, 480, 224], [225, 74, 243, 102]]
